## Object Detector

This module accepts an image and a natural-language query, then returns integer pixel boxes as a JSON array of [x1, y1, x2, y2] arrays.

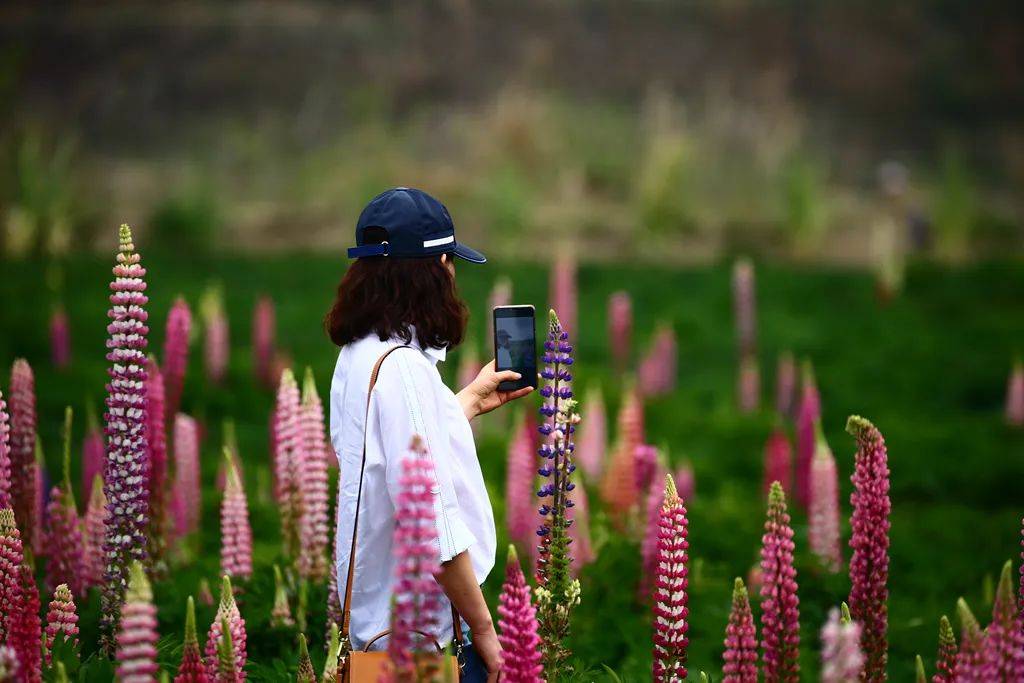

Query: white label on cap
[[423, 235, 455, 248]]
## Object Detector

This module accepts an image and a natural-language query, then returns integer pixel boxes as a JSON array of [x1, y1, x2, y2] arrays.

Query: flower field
[[1, 234, 1023, 681]]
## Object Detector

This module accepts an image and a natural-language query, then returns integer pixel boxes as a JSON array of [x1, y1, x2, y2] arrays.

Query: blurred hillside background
[[1, 0, 1022, 265]]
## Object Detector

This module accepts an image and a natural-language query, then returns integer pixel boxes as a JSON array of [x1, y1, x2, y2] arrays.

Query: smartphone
[[493, 305, 537, 392]]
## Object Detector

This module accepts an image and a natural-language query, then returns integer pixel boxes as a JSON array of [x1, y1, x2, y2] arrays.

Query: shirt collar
[[397, 326, 447, 365]]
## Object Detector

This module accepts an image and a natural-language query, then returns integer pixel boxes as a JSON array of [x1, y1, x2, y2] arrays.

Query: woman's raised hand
[[457, 359, 534, 420]]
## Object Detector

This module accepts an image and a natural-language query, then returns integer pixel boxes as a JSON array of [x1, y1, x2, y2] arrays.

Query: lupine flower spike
[[116, 562, 159, 682], [565, 478, 594, 575], [932, 615, 956, 683], [846, 415, 891, 681], [652, 474, 689, 683], [197, 579, 214, 607], [497, 546, 544, 683], [215, 616, 237, 683], [794, 361, 819, 510], [82, 475, 107, 590], [273, 369, 302, 559], [505, 410, 538, 551], [253, 296, 277, 388], [44, 583, 79, 665], [204, 576, 247, 681], [600, 384, 643, 524], [1006, 359, 1024, 426], [176, 597, 209, 683], [9, 358, 38, 552], [640, 464, 667, 596], [297, 368, 330, 581], [81, 404, 104, 509], [1019, 516, 1023, 629], [50, 307, 71, 369], [760, 481, 800, 683], [296, 634, 315, 683], [574, 385, 606, 483], [45, 407, 85, 596], [608, 291, 632, 374], [775, 352, 796, 419], [162, 297, 192, 422], [633, 443, 659, 497], [638, 324, 678, 397], [763, 426, 792, 496], [915, 656, 926, 683], [808, 423, 842, 573], [738, 352, 760, 414], [722, 578, 757, 683], [270, 565, 293, 628], [820, 604, 863, 683], [456, 343, 483, 398], [674, 462, 696, 503], [146, 355, 169, 568], [220, 450, 253, 581], [732, 258, 757, 358], [0, 508, 25, 643], [323, 622, 341, 683], [980, 561, 1024, 679], [101, 225, 152, 651], [955, 598, 984, 680], [171, 414, 202, 540], [201, 284, 229, 386], [0, 390, 10, 509], [11, 563, 42, 682]]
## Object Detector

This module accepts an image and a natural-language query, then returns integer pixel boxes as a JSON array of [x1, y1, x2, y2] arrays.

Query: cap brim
[[453, 242, 487, 264]]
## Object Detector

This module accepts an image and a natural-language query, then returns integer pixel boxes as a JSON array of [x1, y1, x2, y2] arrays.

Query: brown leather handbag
[[339, 345, 463, 682]]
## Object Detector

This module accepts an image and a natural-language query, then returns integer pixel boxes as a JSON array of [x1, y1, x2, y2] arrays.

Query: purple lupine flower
[[44, 583, 79, 665], [608, 291, 632, 374], [955, 599, 985, 681], [820, 605, 864, 683], [1006, 360, 1024, 426], [296, 368, 330, 581], [498, 546, 544, 683], [600, 385, 643, 523], [272, 369, 302, 559], [80, 405, 104, 510], [0, 508, 26, 643], [723, 578, 758, 683], [549, 250, 577, 337], [43, 485, 84, 597], [846, 415, 891, 681], [115, 561, 159, 682], [638, 324, 678, 397], [574, 385, 606, 483], [386, 435, 447, 678], [486, 277, 513, 351], [100, 225, 151, 652], [204, 576, 247, 681], [0, 390, 11, 509], [145, 354, 169, 565], [252, 295, 277, 388], [794, 361, 820, 510], [162, 296, 192, 421], [171, 414, 201, 538], [634, 443, 659, 495], [760, 481, 800, 683], [50, 307, 71, 370], [763, 427, 792, 497], [506, 410, 538, 550], [220, 451, 253, 581], [176, 596, 209, 683], [82, 475, 106, 591], [11, 562, 41, 682], [775, 352, 797, 419], [980, 561, 1024, 679], [932, 615, 957, 683], [738, 353, 760, 414], [201, 284, 229, 386], [9, 358, 38, 552], [652, 474, 689, 683], [808, 426, 842, 573], [732, 258, 757, 358]]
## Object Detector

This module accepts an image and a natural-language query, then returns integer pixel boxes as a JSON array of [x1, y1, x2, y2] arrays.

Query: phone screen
[[493, 305, 536, 391]]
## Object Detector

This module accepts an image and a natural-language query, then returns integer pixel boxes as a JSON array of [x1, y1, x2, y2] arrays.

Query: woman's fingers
[[492, 369, 522, 383]]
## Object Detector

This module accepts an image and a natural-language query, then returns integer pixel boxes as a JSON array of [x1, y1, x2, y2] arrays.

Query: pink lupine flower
[[43, 485, 85, 597], [0, 390, 11, 509], [272, 369, 302, 559], [456, 344, 483, 394], [549, 250, 577, 336], [497, 546, 544, 683], [296, 368, 330, 581], [955, 598, 985, 681], [820, 604, 863, 683], [162, 296, 192, 421], [574, 385, 606, 483], [980, 561, 1024, 679], [737, 353, 760, 414], [326, 493, 342, 635], [652, 474, 689, 683], [80, 406, 104, 509], [252, 296, 277, 388], [723, 578, 757, 683], [808, 426, 842, 573], [204, 576, 247, 681], [0, 508, 26, 643], [763, 427, 792, 497], [640, 466, 667, 597], [44, 583, 79, 665], [601, 385, 644, 523], [673, 462, 696, 503], [172, 414, 201, 538], [101, 225, 152, 651], [775, 352, 796, 419], [565, 478, 594, 575], [146, 355, 169, 563], [608, 291, 632, 374], [176, 596, 208, 683], [759, 481, 800, 683], [201, 285, 229, 386], [386, 435, 447, 678], [732, 258, 757, 357], [116, 561, 159, 682], [197, 579, 215, 608], [486, 278, 513, 351], [845, 415, 891, 681], [638, 324, 678, 397], [220, 451, 253, 581], [11, 563, 41, 682], [505, 410, 538, 550], [1006, 360, 1024, 426], [634, 443, 659, 495], [50, 307, 71, 369], [1019, 516, 1023, 629], [794, 362, 820, 510], [82, 475, 106, 590], [932, 615, 957, 683], [9, 358, 38, 552]]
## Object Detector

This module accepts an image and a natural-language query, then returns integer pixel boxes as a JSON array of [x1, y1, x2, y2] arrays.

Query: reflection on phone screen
[[495, 316, 534, 372]]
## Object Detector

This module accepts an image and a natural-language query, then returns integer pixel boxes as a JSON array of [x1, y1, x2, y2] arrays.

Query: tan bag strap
[[341, 345, 464, 651]]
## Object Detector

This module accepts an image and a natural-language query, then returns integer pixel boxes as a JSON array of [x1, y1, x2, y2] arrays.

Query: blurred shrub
[[149, 186, 222, 254], [637, 131, 697, 235], [932, 146, 979, 261]]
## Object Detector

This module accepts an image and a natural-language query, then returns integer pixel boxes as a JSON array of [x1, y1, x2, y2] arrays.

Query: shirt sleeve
[[374, 349, 477, 562]]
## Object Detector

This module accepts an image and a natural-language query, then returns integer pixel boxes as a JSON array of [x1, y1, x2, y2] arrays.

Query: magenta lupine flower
[[80, 406, 104, 509], [1006, 360, 1024, 426], [608, 291, 632, 374], [737, 353, 760, 414], [932, 615, 957, 683], [176, 596, 209, 683], [116, 562, 159, 682], [82, 475, 106, 590], [44, 583, 79, 664], [272, 369, 302, 558], [820, 605, 864, 683], [980, 561, 1024, 679], [162, 296, 192, 421], [1019, 516, 1023, 629], [146, 354, 169, 563], [252, 295, 276, 388], [723, 578, 757, 683], [0, 508, 25, 643], [549, 250, 577, 336], [674, 462, 696, 503], [808, 427, 842, 573], [43, 485, 85, 597], [845, 415, 891, 681], [0, 390, 11, 509], [9, 358, 38, 552], [505, 410, 538, 550], [172, 414, 201, 538], [50, 307, 71, 369], [220, 451, 253, 581], [101, 225, 151, 651], [640, 467, 667, 596], [486, 277, 513, 351], [794, 362, 820, 510], [11, 562, 41, 682], [759, 481, 800, 683], [732, 258, 757, 358], [204, 576, 247, 681], [634, 443, 659, 496], [297, 368, 330, 581], [201, 285, 229, 386], [387, 435, 447, 677], [638, 324, 678, 397], [775, 352, 796, 419], [497, 546, 544, 683], [955, 599, 985, 681], [574, 385, 606, 483], [763, 427, 792, 497], [652, 474, 689, 682]]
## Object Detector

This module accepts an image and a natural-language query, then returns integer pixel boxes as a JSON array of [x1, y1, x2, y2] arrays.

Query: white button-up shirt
[[329, 332, 497, 650]]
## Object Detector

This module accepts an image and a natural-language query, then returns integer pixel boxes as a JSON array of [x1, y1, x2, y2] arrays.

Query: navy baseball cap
[[346, 187, 486, 264]]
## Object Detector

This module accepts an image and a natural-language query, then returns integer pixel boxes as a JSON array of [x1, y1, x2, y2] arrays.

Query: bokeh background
[[1, 2, 1023, 681]]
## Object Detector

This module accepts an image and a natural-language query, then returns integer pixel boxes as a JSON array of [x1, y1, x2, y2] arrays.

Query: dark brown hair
[[324, 249, 468, 350]]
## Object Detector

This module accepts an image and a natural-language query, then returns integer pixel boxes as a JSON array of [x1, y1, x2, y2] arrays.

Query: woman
[[325, 188, 533, 682]]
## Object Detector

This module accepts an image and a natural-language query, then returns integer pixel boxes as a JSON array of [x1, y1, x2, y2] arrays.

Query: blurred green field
[[1, 251, 1023, 680]]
